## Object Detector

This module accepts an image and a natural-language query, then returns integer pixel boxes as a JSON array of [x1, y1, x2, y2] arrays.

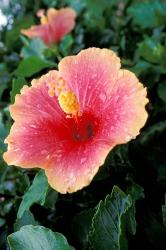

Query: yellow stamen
[[48, 77, 80, 116], [48, 82, 56, 97], [58, 91, 80, 116], [50, 82, 56, 88], [40, 15, 48, 24], [48, 88, 55, 97], [58, 77, 66, 86]]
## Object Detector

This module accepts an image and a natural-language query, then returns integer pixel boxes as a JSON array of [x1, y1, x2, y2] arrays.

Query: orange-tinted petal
[[47, 8, 76, 42], [101, 69, 148, 144], [21, 7, 76, 45], [45, 137, 113, 193], [21, 25, 51, 45]]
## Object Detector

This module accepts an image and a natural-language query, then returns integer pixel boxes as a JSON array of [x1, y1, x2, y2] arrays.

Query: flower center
[[69, 112, 99, 142], [48, 77, 80, 116], [73, 122, 94, 141]]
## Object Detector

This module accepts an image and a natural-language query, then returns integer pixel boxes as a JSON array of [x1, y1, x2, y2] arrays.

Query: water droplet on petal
[[85, 166, 96, 178], [121, 110, 126, 115], [110, 126, 114, 131], [80, 157, 87, 164], [14, 148, 19, 152], [99, 93, 107, 102], [46, 155, 50, 160], [115, 95, 120, 102], [91, 73, 97, 79], [123, 95, 128, 101], [68, 171, 76, 185], [41, 149, 48, 155], [125, 135, 132, 141], [113, 114, 118, 120], [29, 124, 37, 128], [94, 120, 98, 126], [124, 128, 128, 132]]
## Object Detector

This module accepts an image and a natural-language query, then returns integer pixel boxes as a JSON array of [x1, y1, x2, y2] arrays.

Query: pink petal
[[21, 8, 76, 45], [101, 69, 148, 144], [21, 25, 51, 45], [45, 138, 112, 193], [59, 48, 121, 113], [47, 8, 76, 42], [3, 70, 67, 167]]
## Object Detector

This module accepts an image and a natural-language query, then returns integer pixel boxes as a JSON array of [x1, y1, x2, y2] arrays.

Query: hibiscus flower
[[3, 48, 148, 193], [21, 8, 76, 45]]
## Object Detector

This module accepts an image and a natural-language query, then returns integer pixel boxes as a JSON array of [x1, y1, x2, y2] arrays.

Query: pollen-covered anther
[[37, 10, 48, 24], [48, 82, 56, 97], [56, 77, 66, 95], [40, 15, 48, 24], [58, 91, 80, 116], [48, 77, 67, 97]]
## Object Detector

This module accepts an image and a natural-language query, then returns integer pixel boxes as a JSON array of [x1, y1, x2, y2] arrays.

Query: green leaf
[[20, 37, 46, 59], [42, 0, 57, 7], [85, 0, 108, 13], [59, 34, 74, 56], [14, 211, 37, 232], [0, 113, 8, 153], [44, 187, 58, 210], [8, 225, 73, 250], [5, 15, 34, 51], [65, 0, 86, 13], [126, 183, 144, 235], [140, 121, 166, 145], [0, 63, 10, 100], [10, 77, 27, 103], [0, 82, 7, 100], [127, 182, 145, 202], [130, 60, 151, 77], [145, 213, 166, 249], [0, 218, 6, 227], [158, 81, 166, 102], [15, 56, 55, 77], [137, 37, 165, 64], [162, 194, 166, 228], [89, 186, 132, 250], [127, 1, 166, 29], [17, 170, 49, 218], [72, 209, 95, 248], [83, 0, 108, 29], [157, 165, 166, 187]]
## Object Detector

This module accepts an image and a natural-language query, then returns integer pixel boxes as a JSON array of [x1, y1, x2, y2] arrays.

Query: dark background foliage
[[0, 0, 166, 249]]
